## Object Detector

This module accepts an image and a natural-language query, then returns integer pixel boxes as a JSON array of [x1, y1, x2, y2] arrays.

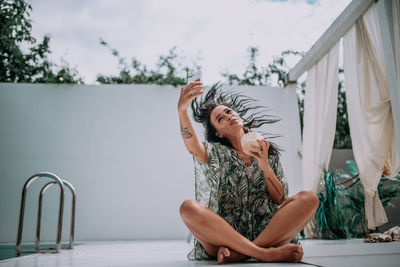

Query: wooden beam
[[287, 0, 374, 82]]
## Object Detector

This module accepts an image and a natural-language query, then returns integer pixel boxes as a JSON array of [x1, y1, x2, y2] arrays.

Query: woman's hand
[[247, 139, 271, 171], [178, 79, 205, 112], [248, 139, 284, 204]]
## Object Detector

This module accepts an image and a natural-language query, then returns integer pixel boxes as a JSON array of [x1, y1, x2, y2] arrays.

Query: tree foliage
[[96, 39, 200, 87], [0, 0, 83, 83], [222, 47, 304, 87], [335, 70, 352, 149]]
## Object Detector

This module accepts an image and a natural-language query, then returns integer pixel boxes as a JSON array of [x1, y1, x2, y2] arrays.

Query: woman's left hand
[[247, 139, 271, 171]]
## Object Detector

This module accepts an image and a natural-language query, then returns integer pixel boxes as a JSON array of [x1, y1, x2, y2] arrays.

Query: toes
[[217, 247, 227, 264], [296, 249, 304, 262], [217, 253, 224, 264], [222, 247, 230, 257]]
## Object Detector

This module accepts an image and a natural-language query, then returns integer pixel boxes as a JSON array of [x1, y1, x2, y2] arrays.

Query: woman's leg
[[253, 190, 319, 246], [218, 190, 319, 263], [180, 199, 303, 263], [253, 191, 319, 247]]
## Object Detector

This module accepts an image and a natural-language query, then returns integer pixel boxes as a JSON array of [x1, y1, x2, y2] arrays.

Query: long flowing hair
[[191, 82, 281, 156]]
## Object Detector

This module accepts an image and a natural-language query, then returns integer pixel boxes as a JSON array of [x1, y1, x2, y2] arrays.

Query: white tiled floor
[[0, 239, 399, 267]]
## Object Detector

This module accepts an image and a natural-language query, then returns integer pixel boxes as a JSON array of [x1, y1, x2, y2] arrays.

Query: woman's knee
[[179, 199, 203, 223], [297, 190, 319, 210]]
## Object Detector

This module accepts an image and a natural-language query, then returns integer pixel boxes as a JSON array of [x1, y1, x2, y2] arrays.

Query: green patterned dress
[[188, 141, 291, 261]]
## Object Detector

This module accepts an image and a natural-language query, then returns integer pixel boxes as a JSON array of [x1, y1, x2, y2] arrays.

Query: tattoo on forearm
[[266, 177, 282, 197], [180, 125, 193, 139]]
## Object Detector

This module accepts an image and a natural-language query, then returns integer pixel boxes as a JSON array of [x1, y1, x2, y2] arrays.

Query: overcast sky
[[26, 0, 352, 85]]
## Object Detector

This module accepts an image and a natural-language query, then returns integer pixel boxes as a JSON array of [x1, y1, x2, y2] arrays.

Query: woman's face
[[210, 105, 244, 138]]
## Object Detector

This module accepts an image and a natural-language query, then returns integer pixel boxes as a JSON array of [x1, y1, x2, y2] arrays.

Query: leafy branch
[[96, 39, 200, 87]]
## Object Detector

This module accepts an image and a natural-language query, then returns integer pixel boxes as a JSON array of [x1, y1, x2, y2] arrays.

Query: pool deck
[[0, 239, 399, 267]]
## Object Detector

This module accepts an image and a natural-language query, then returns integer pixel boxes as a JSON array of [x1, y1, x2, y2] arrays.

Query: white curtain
[[392, 1, 400, 85], [393, 0, 400, 161], [363, 4, 400, 177], [343, 4, 400, 230], [394, 0, 400, 96], [302, 41, 340, 192]]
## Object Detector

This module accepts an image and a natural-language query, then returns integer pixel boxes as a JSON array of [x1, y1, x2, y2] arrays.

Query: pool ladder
[[15, 172, 76, 256]]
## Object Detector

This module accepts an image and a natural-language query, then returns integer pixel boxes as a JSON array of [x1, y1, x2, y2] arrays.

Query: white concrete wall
[[0, 82, 302, 243]]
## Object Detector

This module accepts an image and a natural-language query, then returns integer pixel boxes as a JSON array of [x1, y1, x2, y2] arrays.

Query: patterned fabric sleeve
[[189, 142, 223, 261], [193, 141, 222, 213], [271, 155, 289, 201]]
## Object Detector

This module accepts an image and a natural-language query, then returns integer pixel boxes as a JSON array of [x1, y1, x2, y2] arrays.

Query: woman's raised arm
[[178, 79, 208, 164]]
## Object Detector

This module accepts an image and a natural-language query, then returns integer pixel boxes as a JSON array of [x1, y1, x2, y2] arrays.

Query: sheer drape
[[301, 1, 400, 233], [343, 4, 400, 229], [392, 0, 400, 164], [392, 1, 400, 86], [394, 0, 400, 96], [302, 42, 340, 192]]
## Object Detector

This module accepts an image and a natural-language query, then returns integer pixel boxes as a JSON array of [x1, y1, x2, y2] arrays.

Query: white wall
[[0, 82, 302, 243]]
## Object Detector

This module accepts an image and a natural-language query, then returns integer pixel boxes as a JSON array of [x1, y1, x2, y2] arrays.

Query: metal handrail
[[35, 180, 76, 251], [15, 172, 65, 256], [62, 180, 76, 250]]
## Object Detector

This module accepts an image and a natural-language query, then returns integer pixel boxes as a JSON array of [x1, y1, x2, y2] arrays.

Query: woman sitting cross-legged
[[177, 80, 319, 264]]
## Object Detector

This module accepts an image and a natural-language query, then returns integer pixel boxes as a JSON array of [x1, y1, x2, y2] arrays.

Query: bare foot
[[217, 246, 248, 264], [258, 244, 303, 263]]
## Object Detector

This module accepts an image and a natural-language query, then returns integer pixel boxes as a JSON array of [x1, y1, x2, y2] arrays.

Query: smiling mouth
[[230, 119, 239, 125]]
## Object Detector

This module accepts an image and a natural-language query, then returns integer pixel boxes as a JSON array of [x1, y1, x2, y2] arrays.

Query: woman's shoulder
[[203, 141, 232, 160]]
